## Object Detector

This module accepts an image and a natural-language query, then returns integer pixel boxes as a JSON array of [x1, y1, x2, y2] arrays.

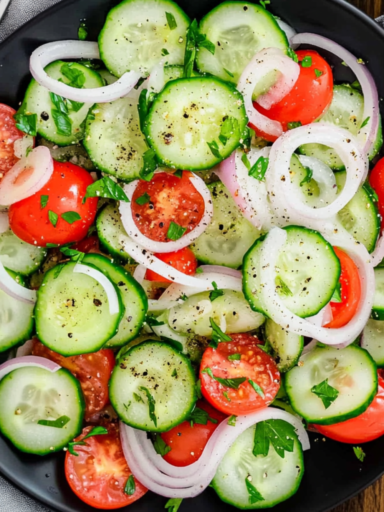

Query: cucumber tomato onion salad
[[0, 0, 384, 510]]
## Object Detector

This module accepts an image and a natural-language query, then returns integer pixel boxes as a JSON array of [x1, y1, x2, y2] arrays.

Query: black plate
[[1, 0, 384, 511]]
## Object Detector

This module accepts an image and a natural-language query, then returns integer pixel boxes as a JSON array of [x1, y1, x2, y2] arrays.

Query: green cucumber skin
[[96, 203, 132, 262]]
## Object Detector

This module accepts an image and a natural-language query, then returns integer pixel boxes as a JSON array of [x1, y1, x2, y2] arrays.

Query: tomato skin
[[315, 371, 384, 443], [200, 333, 280, 415], [325, 247, 361, 329], [370, 157, 384, 230], [32, 340, 115, 422], [131, 171, 205, 242], [71, 235, 100, 254], [160, 400, 226, 467], [252, 50, 333, 142], [145, 247, 198, 283], [0, 104, 25, 175], [65, 425, 147, 509], [9, 161, 98, 247]]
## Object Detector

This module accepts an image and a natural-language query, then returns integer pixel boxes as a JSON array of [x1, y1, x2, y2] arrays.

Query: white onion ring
[[13, 135, 34, 159], [266, 123, 367, 223], [0, 261, 36, 304], [0, 147, 53, 206], [237, 47, 300, 139], [73, 263, 119, 315], [302, 339, 318, 355], [0, 212, 9, 234], [276, 19, 297, 46], [0, 356, 60, 381], [254, 227, 374, 347], [15, 339, 35, 358], [306, 303, 333, 327], [291, 33, 379, 156], [297, 155, 338, 208], [120, 408, 309, 498], [216, 153, 249, 220], [30, 41, 141, 103], [370, 232, 384, 267], [120, 173, 213, 253], [199, 265, 242, 279], [133, 264, 147, 285]]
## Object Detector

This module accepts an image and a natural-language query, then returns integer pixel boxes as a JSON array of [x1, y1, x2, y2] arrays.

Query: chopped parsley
[[311, 379, 339, 409], [167, 221, 187, 241]]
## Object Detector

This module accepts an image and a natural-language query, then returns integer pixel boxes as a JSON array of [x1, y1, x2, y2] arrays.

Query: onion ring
[[0, 261, 36, 304]]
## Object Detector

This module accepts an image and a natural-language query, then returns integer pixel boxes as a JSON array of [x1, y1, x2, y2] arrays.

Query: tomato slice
[[252, 50, 333, 142], [325, 247, 361, 329], [71, 235, 100, 254], [9, 161, 98, 247], [65, 424, 147, 509], [0, 104, 25, 175], [145, 247, 198, 283], [131, 171, 205, 242], [315, 371, 384, 444], [199, 333, 280, 415], [160, 400, 226, 467], [32, 340, 115, 422], [370, 157, 384, 230]]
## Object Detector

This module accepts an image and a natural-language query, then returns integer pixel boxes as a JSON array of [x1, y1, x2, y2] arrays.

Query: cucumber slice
[[362, 319, 384, 368], [196, 2, 288, 84], [82, 254, 148, 348], [0, 270, 34, 353], [372, 268, 384, 320], [190, 181, 261, 269], [299, 84, 383, 169], [99, 0, 190, 77], [144, 77, 248, 170], [163, 65, 200, 84], [212, 422, 304, 509], [264, 319, 304, 373], [109, 341, 196, 432], [0, 366, 84, 455], [285, 345, 378, 425], [167, 290, 265, 337], [23, 61, 104, 146], [35, 262, 124, 356], [243, 226, 341, 318], [0, 229, 46, 276], [335, 172, 379, 253], [96, 203, 132, 261]]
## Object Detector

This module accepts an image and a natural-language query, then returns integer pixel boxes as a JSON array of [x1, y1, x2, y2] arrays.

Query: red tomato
[[145, 247, 198, 283], [315, 371, 384, 443], [200, 333, 280, 415], [9, 161, 98, 247], [252, 50, 333, 141], [71, 235, 100, 254], [160, 400, 226, 466], [325, 247, 361, 329], [65, 425, 147, 509], [32, 340, 115, 422], [131, 171, 205, 242], [0, 104, 25, 175], [370, 157, 384, 230]]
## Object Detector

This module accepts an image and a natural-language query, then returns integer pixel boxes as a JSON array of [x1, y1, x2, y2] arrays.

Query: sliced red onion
[[15, 339, 35, 358], [216, 153, 249, 220], [13, 135, 34, 159], [266, 123, 367, 224], [0, 355, 60, 381], [120, 173, 213, 253], [302, 339, 318, 355], [73, 263, 119, 315], [30, 41, 141, 103], [370, 232, 384, 267], [0, 146, 53, 206], [0, 261, 36, 304], [237, 47, 300, 139], [291, 33, 379, 156], [0, 212, 9, 234], [199, 265, 242, 279], [255, 226, 374, 346], [133, 264, 147, 285], [306, 304, 333, 327], [120, 408, 309, 498]]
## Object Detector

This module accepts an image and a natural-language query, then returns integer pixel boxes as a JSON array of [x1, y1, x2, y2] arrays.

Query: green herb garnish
[[311, 379, 339, 409]]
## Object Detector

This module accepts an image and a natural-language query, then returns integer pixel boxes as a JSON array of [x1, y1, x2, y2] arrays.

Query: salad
[[0, 0, 383, 510]]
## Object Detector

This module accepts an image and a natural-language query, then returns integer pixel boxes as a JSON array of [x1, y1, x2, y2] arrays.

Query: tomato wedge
[[199, 333, 280, 415], [145, 247, 198, 283], [315, 371, 384, 444], [32, 340, 115, 422], [325, 247, 361, 329], [131, 171, 205, 242], [0, 103, 26, 175], [370, 156, 384, 230], [160, 400, 226, 467], [65, 425, 147, 509], [252, 50, 333, 142]]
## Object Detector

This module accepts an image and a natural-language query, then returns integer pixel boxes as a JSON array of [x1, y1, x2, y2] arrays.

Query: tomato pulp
[[0, 103, 26, 175], [145, 247, 198, 282]]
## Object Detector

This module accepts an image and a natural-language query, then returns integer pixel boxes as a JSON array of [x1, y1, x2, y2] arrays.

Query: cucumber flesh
[[0, 229, 46, 276], [190, 181, 261, 269], [264, 319, 304, 373], [285, 345, 378, 425], [96, 203, 132, 262], [212, 422, 304, 509], [0, 366, 84, 455], [362, 318, 384, 368], [372, 268, 384, 320]]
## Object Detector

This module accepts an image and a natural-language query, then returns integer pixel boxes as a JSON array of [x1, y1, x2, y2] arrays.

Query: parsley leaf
[[223, 391, 231, 401], [167, 221, 187, 241], [146, 314, 166, 329], [49, 92, 68, 114], [61, 211, 81, 224], [40, 195, 49, 209], [331, 281, 342, 303], [140, 148, 158, 182], [249, 379, 265, 398], [174, 169, 183, 178], [207, 140, 221, 159], [53, 263, 66, 279], [48, 210, 58, 227], [124, 475, 136, 495], [353, 446, 366, 462], [138, 89, 150, 132], [166, 12, 177, 30], [219, 116, 239, 146], [60, 247, 85, 263], [153, 434, 172, 456], [287, 47, 298, 63], [199, 38, 216, 55], [228, 415, 237, 426], [259, 0, 270, 9], [228, 353, 241, 361], [209, 317, 232, 348], [300, 56, 312, 68], [67, 426, 108, 456], [223, 68, 234, 78], [314, 68, 323, 78], [360, 116, 370, 129], [245, 478, 265, 504], [84, 176, 129, 202], [67, 99, 84, 112], [14, 112, 37, 136], [249, 156, 269, 181], [37, 415, 70, 428], [161, 48, 170, 56], [61, 63, 86, 88], [78, 22, 88, 41], [253, 419, 297, 458], [165, 498, 183, 512], [300, 166, 313, 186], [202, 367, 214, 378], [311, 379, 339, 409], [213, 375, 246, 389], [52, 110, 72, 136], [189, 406, 218, 427], [287, 121, 302, 130], [135, 192, 151, 205], [351, 80, 362, 91], [133, 392, 144, 403], [241, 152, 251, 171], [209, 281, 224, 302], [139, 386, 157, 426], [184, 19, 215, 77]]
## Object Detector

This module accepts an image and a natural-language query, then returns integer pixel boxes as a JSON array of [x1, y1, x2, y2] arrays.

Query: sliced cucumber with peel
[[264, 319, 304, 373], [212, 422, 304, 509], [190, 181, 261, 269], [109, 341, 196, 432], [0, 229, 46, 276], [0, 366, 84, 455], [285, 345, 378, 425], [372, 268, 384, 320], [96, 203, 132, 262], [362, 319, 384, 368], [243, 226, 341, 318]]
